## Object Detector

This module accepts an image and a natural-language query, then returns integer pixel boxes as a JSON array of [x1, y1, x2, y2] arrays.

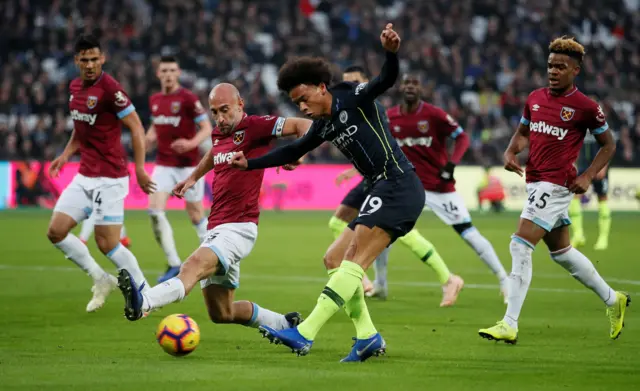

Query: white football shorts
[[199, 222, 258, 289], [152, 165, 204, 203], [54, 174, 128, 225], [423, 190, 472, 226], [520, 181, 572, 231]]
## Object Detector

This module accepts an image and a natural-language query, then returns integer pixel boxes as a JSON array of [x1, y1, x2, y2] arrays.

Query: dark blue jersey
[[246, 51, 413, 182]]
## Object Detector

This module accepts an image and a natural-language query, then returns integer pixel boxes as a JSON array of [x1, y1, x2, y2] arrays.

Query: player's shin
[[193, 217, 208, 243], [550, 246, 616, 305], [141, 277, 186, 312], [106, 243, 149, 292], [243, 302, 291, 330], [297, 261, 365, 340], [399, 229, 451, 284], [461, 227, 507, 282], [149, 209, 181, 267], [329, 268, 378, 338], [328, 216, 349, 240], [54, 233, 106, 280], [373, 247, 389, 290], [79, 216, 96, 243], [596, 201, 611, 246], [504, 236, 534, 329]]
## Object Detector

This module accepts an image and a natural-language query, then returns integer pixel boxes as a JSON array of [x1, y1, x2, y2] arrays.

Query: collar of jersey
[[83, 72, 104, 88]]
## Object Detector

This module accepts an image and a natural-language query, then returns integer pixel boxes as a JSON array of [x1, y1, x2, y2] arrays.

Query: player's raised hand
[[229, 151, 248, 170], [135, 166, 157, 194], [569, 173, 593, 194], [380, 23, 401, 53], [170, 138, 195, 153], [503, 151, 524, 177], [173, 177, 196, 198], [48, 155, 68, 178]]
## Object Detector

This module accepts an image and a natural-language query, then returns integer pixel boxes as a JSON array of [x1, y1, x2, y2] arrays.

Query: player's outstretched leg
[[594, 197, 611, 250], [202, 284, 302, 331], [329, 206, 374, 293], [397, 228, 463, 307], [545, 227, 629, 339], [456, 223, 508, 302], [260, 225, 387, 361], [48, 212, 117, 312], [568, 197, 586, 247]]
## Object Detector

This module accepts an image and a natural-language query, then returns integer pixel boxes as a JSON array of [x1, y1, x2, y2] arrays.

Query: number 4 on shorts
[[528, 190, 550, 209]]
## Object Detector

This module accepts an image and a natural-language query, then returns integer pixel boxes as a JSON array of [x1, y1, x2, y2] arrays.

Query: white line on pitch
[[0, 264, 639, 295]]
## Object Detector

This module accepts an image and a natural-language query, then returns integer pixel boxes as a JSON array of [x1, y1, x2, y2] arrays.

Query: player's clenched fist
[[503, 151, 524, 177], [380, 23, 401, 53], [173, 176, 196, 198], [569, 173, 592, 194], [229, 151, 248, 170]]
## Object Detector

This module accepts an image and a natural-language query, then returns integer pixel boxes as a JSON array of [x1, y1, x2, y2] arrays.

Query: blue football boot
[[258, 326, 313, 356], [341, 333, 386, 362], [157, 266, 180, 283], [117, 269, 145, 321]]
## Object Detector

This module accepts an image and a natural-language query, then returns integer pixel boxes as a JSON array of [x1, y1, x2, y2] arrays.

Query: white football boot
[[86, 274, 118, 312]]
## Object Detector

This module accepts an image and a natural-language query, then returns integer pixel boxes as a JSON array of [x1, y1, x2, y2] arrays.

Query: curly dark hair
[[277, 57, 333, 93]]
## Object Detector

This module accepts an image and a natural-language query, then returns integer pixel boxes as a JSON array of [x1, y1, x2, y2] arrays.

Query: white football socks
[[142, 277, 186, 311], [193, 217, 208, 243], [373, 247, 390, 289], [462, 227, 508, 282], [245, 302, 290, 330], [78, 215, 96, 242], [149, 209, 181, 267], [503, 236, 534, 329], [54, 234, 106, 280], [551, 246, 616, 306], [106, 243, 148, 292]]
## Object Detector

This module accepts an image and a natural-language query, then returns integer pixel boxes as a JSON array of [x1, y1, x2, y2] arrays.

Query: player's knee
[[323, 248, 342, 269], [46, 225, 68, 244], [334, 206, 357, 223], [95, 234, 118, 255]]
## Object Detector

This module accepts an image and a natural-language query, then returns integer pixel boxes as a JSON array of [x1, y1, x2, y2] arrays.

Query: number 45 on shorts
[[528, 189, 550, 209]]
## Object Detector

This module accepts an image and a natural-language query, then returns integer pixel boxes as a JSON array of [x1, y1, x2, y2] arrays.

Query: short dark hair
[[160, 55, 179, 64], [74, 34, 101, 54], [549, 36, 585, 65], [277, 57, 333, 93], [344, 65, 368, 77]]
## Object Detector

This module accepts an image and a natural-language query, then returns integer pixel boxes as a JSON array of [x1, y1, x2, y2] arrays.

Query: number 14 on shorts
[[528, 189, 550, 209]]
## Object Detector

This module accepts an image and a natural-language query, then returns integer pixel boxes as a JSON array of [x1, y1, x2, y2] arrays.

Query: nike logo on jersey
[[530, 121, 569, 140], [70, 110, 97, 126]]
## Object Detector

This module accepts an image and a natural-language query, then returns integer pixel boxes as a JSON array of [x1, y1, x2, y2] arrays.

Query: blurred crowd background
[[1, 0, 639, 167]]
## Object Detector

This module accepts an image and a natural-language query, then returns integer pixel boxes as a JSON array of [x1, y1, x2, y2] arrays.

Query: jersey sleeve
[[247, 115, 287, 144], [246, 122, 324, 170], [185, 94, 209, 124], [148, 96, 155, 122], [353, 51, 399, 105], [585, 103, 609, 135], [433, 107, 463, 138], [105, 80, 135, 119]]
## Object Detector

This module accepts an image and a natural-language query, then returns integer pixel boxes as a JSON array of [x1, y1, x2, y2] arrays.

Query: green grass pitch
[[0, 209, 639, 390]]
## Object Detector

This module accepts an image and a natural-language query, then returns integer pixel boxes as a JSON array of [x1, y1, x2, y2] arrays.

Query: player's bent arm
[[505, 122, 530, 155], [60, 129, 81, 159], [356, 51, 399, 102], [121, 111, 147, 169], [189, 148, 215, 182], [584, 129, 616, 180], [246, 131, 324, 170], [450, 131, 470, 164], [281, 117, 313, 138]]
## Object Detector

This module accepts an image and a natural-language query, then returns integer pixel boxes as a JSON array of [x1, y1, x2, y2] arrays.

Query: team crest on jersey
[[86, 95, 98, 109], [560, 106, 575, 122], [171, 101, 181, 114], [417, 120, 429, 133], [152, 104, 158, 112], [339, 111, 348, 124], [233, 130, 245, 145]]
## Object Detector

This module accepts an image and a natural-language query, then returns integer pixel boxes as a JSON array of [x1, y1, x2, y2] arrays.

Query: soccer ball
[[156, 314, 200, 356]]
